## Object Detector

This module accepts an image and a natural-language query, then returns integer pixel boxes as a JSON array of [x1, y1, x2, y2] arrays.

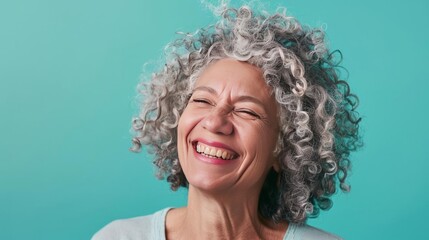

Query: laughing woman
[[92, 5, 361, 240]]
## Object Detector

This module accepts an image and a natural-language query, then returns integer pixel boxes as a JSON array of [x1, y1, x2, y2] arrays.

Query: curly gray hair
[[131, 6, 361, 224]]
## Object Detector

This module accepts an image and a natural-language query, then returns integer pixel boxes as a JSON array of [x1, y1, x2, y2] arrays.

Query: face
[[177, 58, 280, 194]]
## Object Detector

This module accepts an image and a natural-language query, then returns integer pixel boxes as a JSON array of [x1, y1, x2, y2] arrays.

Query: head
[[177, 58, 280, 196], [131, 6, 361, 223]]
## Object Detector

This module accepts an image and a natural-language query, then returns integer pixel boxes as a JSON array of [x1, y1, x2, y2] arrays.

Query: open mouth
[[192, 141, 238, 160]]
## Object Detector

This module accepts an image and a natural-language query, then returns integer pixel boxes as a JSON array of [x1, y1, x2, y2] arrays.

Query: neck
[[168, 186, 286, 240]]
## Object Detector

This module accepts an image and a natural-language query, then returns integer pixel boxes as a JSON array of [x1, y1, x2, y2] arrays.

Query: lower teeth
[[201, 152, 226, 160]]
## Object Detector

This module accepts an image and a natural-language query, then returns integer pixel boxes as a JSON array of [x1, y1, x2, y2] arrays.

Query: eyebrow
[[192, 86, 266, 108], [193, 86, 217, 95]]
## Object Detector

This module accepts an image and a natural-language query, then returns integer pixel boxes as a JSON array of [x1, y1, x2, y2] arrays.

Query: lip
[[191, 138, 239, 165]]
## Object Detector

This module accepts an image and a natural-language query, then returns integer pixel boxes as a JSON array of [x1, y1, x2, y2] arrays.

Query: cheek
[[262, 129, 278, 153], [177, 108, 201, 156], [177, 112, 190, 149], [178, 108, 197, 136], [245, 122, 277, 149], [240, 123, 278, 164]]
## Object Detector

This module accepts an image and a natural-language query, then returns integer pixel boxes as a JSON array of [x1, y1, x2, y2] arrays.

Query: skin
[[167, 58, 287, 239]]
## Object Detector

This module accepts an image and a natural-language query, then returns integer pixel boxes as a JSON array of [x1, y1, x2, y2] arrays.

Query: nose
[[201, 107, 234, 135]]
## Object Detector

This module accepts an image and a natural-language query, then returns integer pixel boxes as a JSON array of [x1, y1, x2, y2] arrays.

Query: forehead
[[194, 58, 272, 98]]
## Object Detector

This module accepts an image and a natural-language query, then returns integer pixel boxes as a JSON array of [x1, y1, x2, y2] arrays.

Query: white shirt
[[92, 208, 342, 240]]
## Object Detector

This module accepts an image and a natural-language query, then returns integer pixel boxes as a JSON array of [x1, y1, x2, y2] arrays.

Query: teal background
[[1, 0, 428, 239]]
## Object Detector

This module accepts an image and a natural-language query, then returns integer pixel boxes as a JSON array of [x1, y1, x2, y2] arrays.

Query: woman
[[93, 5, 361, 240]]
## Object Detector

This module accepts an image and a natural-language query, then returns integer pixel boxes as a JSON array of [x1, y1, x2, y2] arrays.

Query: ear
[[272, 159, 280, 172]]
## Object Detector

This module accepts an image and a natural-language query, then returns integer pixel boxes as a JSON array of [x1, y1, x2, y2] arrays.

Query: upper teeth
[[196, 142, 236, 160]]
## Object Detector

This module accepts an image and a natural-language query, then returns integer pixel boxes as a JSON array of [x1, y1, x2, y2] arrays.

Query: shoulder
[[91, 208, 171, 240], [285, 224, 343, 240]]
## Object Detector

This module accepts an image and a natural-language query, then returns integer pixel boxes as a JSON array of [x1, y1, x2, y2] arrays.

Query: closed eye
[[191, 98, 212, 105], [235, 109, 261, 119]]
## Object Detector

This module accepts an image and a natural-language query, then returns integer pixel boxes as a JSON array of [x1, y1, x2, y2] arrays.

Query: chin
[[185, 170, 238, 193]]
